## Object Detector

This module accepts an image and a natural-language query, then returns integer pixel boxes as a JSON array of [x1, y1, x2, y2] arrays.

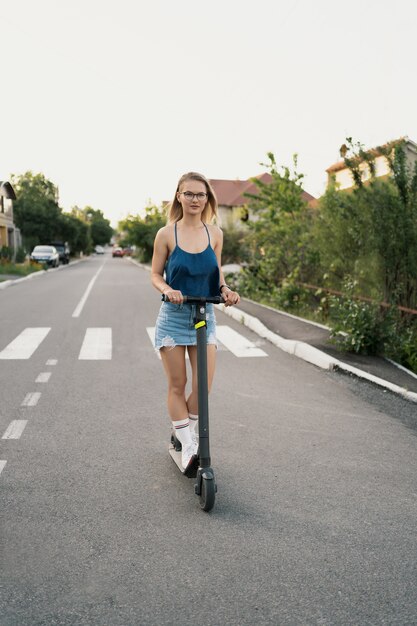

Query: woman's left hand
[[222, 287, 240, 307]]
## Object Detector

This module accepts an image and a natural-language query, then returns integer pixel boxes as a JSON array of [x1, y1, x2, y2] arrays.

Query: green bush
[[222, 224, 250, 265], [385, 320, 417, 373], [15, 247, 27, 263], [328, 278, 397, 355], [0, 246, 12, 262]]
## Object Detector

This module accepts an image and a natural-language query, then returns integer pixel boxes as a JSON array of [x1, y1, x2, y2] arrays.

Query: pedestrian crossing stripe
[[78, 328, 112, 360], [216, 326, 268, 357], [0, 325, 268, 361], [0, 328, 51, 359]]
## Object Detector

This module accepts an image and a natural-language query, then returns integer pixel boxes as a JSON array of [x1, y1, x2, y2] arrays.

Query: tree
[[119, 204, 167, 262], [84, 207, 113, 246], [314, 177, 378, 295], [11, 172, 61, 251], [58, 212, 90, 255], [316, 139, 417, 309], [241, 153, 317, 297]]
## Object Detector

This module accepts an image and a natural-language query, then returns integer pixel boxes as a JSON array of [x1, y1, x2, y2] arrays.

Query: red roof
[[210, 173, 316, 206]]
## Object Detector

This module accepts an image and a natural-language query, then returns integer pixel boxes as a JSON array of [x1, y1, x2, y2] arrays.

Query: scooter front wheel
[[199, 476, 216, 512]]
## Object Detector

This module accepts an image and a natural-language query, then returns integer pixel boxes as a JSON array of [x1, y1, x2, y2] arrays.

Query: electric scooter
[[162, 294, 223, 512]]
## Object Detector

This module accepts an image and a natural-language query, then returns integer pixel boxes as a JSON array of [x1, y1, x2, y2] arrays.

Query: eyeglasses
[[180, 192, 208, 201]]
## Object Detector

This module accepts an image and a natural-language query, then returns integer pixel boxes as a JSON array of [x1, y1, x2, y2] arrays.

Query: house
[[209, 173, 317, 228], [0, 181, 21, 257], [326, 137, 417, 190]]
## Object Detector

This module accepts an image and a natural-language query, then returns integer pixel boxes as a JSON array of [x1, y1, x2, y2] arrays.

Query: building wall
[[0, 197, 21, 251], [0, 225, 7, 246], [330, 140, 417, 190]]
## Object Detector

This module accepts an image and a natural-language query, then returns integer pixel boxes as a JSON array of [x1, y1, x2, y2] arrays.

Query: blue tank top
[[165, 222, 220, 297]]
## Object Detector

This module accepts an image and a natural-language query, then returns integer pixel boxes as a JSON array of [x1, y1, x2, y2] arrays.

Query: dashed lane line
[[0, 460, 7, 475], [21, 392, 41, 407], [2, 420, 28, 439], [35, 372, 52, 383]]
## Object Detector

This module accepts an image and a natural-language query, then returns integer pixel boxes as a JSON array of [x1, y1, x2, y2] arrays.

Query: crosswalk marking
[[216, 326, 268, 357], [146, 327, 161, 359], [78, 328, 112, 360], [0, 328, 51, 359], [21, 392, 41, 407], [146, 325, 267, 357], [0, 325, 267, 361], [2, 420, 28, 439]]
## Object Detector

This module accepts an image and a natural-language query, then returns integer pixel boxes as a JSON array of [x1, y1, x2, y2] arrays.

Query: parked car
[[94, 245, 105, 254], [49, 241, 70, 264], [122, 246, 133, 256], [112, 247, 123, 258], [30, 245, 60, 267]]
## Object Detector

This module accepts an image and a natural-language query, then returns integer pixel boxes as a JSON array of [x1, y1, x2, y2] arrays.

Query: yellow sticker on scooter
[[195, 321, 206, 329]]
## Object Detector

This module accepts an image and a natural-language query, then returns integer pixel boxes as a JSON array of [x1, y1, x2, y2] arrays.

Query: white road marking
[[35, 372, 52, 383], [72, 264, 104, 318], [78, 328, 112, 360], [46, 359, 58, 365], [146, 327, 161, 359], [0, 328, 51, 359], [2, 420, 28, 439], [0, 460, 7, 475], [216, 325, 268, 357], [21, 392, 41, 407]]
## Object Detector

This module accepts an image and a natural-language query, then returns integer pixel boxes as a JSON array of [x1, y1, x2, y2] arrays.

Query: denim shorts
[[154, 302, 217, 351]]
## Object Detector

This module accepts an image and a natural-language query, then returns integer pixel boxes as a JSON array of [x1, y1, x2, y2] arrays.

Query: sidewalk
[[219, 298, 417, 402]]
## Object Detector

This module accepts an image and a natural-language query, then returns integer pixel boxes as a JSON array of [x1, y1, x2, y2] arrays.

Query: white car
[[94, 245, 105, 254], [30, 245, 60, 267]]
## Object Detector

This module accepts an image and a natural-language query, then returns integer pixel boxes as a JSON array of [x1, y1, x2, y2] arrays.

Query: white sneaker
[[181, 441, 198, 472], [190, 429, 199, 447]]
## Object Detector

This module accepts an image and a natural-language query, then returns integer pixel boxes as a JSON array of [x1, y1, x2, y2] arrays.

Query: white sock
[[172, 418, 192, 447], [189, 413, 198, 434]]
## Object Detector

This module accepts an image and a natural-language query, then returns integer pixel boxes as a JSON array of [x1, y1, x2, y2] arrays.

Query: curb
[[0, 259, 84, 290], [218, 303, 417, 404]]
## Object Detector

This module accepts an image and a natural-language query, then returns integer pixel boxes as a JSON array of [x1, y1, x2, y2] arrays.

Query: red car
[[112, 247, 123, 258]]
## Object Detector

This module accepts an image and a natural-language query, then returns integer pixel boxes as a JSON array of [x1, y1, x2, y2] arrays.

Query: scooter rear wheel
[[199, 476, 216, 512]]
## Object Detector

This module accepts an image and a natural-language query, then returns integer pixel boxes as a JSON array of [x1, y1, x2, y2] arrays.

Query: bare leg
[[160, 346, 188, 422], [186, 344, 217, 415], [160, 345, 199, 471]]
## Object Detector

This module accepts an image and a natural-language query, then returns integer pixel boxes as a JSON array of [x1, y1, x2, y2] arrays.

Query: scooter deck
[[168, 443, 198, 478]]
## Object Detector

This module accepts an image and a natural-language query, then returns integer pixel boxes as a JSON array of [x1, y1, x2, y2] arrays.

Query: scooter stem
[[195, 303, 210, 468]]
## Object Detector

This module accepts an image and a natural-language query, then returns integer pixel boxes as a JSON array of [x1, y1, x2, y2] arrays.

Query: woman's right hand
[[163, 288, 184, 303]]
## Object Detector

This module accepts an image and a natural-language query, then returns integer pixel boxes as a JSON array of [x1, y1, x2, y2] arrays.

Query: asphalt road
[[1, 254, 416, 625]]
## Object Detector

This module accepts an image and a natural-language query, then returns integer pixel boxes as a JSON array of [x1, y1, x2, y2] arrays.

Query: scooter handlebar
[[161, 294, 224, 304]]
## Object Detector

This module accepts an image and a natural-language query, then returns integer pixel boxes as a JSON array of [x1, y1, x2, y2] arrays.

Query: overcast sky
[[2, 0, 416, 226]]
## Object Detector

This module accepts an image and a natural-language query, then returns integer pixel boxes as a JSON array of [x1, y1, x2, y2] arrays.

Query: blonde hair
[[167, 172, 218, 224]]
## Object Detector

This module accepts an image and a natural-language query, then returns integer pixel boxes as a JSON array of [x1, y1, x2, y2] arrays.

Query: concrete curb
[[0, 259, 84, 290], [218, 303, 417, 404]]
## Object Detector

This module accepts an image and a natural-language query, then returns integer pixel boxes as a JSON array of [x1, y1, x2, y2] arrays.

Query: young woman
[[151, 172, 240, 472]]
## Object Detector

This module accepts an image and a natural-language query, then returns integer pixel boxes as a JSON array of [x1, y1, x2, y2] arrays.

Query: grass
[[0, 261, 43, 279]]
